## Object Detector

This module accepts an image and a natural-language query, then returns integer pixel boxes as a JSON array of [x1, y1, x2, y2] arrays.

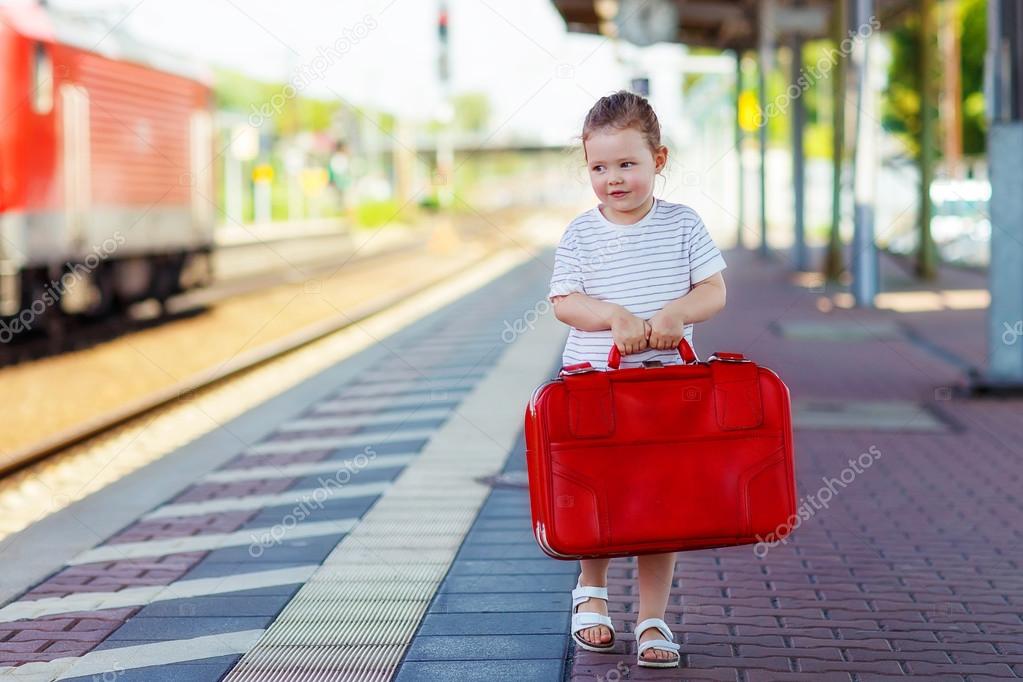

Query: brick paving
[[2, 246, 1020, 679], [0, 263, 539, 675], [0, 397, 424, 666], [568, 247, 1023, 681]]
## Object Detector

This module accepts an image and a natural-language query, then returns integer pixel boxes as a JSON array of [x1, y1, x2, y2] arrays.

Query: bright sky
[[52, 0, 679, 144]]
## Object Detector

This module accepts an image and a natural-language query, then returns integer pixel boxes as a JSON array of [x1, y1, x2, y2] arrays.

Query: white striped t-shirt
[[547, 196, 727, 370]]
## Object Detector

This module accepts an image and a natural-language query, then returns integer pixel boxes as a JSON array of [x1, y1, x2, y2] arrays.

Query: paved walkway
[[569, 247, 1023, 681], [2, 241, 1020, 681], [0, 255, 565, 681]]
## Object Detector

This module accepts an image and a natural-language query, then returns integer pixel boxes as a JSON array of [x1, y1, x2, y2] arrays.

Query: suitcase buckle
[[709, 352, 751, 363], [560, 362, 597, 375]]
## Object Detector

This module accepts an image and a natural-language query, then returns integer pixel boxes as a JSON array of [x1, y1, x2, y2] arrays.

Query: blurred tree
[[732, 41, 836, 158], [424, 92, 490, 134], [213, 68, 341, 135], [959, 0, 987, 155], [883, 0, 987, 159], [453, 92, 490, 133]]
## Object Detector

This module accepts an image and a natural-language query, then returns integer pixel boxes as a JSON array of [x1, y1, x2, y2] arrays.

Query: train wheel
[[150, 254, 185, 312], [86, 264, 120, 319]]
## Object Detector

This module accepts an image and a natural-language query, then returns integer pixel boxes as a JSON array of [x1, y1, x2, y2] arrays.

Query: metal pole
[[941, 0, 963, 179], [736, 49, 746, 250], [978, 0, 1023, 392], [917, 0, 939, 279], [850, 0, 879, 306], [758, 0, 775, 258], [791, 34, 808, 271], [824, 0, 847, 281]]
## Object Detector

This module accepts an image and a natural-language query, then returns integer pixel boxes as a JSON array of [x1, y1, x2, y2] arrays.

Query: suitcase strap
[[565, 374, 615, 438], [711, 360, 764, 430]]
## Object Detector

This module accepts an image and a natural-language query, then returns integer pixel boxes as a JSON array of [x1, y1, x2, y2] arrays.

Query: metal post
[[976, 0, 1023, 392], [917, 0, 939, 279], [824, 0, 847, 281], [941, 0, 964, 179], [850, 0, 879, 306], [758, 0, 775, 258], [791, 34, 808, 271], [735, 49, 746, 250]]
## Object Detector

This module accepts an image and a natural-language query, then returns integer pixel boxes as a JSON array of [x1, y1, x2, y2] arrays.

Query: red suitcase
[[524, 340, 797, 559]]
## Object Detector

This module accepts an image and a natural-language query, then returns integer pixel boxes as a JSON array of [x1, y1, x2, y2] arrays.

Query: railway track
[[0, 224, 433, 368], [0, 241, 503, 478]]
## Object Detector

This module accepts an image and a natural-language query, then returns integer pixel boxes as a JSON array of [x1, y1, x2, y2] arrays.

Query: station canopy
[[550, 0, 919, 50]]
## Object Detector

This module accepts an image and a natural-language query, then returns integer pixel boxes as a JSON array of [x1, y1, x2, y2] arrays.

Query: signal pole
[[436, 0, 454, 210]]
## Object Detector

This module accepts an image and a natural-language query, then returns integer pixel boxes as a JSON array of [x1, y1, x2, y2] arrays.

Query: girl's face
[[584, 126, 667, 223]]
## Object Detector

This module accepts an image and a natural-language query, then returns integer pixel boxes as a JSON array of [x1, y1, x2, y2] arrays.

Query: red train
[[0, 1, 215, 337]]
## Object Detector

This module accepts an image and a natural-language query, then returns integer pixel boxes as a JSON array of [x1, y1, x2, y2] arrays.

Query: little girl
[[547, 90, 728, 669]]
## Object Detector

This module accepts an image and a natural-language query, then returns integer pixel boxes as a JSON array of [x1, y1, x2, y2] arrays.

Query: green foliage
[[736, 42, 840, 159], [883, 13, 925, 157], [959, 0, 987, 154], [453, 92, 490, 132], [355, 199, 407, 227], [213, 67, 340, 135], [883, 0, 987, 158]]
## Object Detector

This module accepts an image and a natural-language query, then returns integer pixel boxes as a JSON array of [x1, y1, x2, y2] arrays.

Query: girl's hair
[[581, 89, 662, 159]]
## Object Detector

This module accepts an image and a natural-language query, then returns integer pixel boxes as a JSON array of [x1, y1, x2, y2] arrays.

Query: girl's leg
[[575, 557, 612, 646], [636, 552, 678, 663]]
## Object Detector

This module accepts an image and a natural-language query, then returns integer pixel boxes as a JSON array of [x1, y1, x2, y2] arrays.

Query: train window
[[32, 43, 54, 114]]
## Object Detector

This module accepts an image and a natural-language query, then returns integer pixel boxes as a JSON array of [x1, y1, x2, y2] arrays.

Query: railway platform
[[1, 245, 1021, 681]]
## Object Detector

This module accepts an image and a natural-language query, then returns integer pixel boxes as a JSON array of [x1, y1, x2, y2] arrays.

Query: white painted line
[[0, 566, 318, 623], [336, 378, 473, 398], [357, 369, 487, 384], [313, 391, 469, 413], [143, 481, 391, 520], [203, 453, 417, 483], [278, 407, 452, 431], [244, 429, 436, 456], [68, 519, 357, 565], [224, 292, 566, 680], [0, 630, 266, 681]]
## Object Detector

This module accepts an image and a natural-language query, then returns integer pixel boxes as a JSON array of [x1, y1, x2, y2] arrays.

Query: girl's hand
[[647, 309, 685, 351], [609, 308, 650, 356]]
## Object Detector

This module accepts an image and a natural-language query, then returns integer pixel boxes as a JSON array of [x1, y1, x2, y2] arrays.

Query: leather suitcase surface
[[524, 341, 797, 559]]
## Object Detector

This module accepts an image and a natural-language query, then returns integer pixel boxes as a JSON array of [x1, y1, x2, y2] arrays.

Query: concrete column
[[977, 0, 1023, 391], [985, 122, 1023, 385]]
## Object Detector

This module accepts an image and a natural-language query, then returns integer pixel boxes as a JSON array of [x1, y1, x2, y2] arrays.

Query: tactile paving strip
[[222, 304, 565, 681]]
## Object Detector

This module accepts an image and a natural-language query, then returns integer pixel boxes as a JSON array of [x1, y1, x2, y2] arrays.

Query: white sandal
[[634, 617, 681, 668], [571, 579, 616, 652]]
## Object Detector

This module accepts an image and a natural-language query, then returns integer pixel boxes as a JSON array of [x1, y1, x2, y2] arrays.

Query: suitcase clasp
[[709, 352, 751, 363], [560, 362, 597, 375], [641, 360, 663, 368]]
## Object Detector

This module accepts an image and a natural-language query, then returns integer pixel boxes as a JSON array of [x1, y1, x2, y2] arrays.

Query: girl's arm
[[647, 272, 727, 350], [659, 272, 727, 324], [552, 293, 651, 355], [550, 293, 632, 332]]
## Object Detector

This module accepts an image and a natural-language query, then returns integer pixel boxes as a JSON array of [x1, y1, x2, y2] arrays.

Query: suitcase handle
[[607, 338, 698, 369]]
